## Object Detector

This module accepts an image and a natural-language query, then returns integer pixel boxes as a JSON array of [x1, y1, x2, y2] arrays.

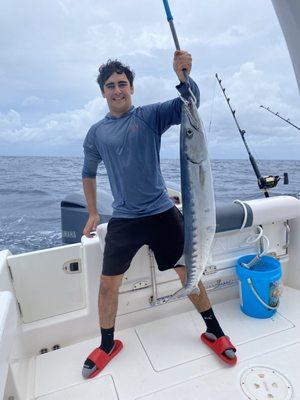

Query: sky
[[0, 0, 300, 159]]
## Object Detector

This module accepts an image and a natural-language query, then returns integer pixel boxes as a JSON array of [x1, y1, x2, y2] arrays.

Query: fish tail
[[171, 287, 188, 299], [171, 285, 200, 299], [186, 286, 201, 296]]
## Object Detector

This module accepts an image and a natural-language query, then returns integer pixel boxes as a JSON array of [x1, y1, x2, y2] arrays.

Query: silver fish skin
[[173, 99, 216, 298]]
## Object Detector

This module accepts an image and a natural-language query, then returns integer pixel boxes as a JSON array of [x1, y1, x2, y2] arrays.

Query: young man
[[81, 51, 237, 379]]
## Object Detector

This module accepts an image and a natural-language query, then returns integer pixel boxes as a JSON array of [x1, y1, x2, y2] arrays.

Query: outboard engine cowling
[[61, 190, 113, 244]]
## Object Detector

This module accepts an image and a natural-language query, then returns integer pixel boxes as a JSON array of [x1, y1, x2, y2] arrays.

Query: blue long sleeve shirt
[[82, 78, 200, 218]]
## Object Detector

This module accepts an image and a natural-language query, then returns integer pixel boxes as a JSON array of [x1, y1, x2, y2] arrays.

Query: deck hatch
[[36, 375, 118, 399], [240, 366, 293, 400], [135, 299, 294, 372]]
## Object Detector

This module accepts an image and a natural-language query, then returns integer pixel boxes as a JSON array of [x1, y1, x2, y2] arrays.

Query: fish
[[174, 93, 216, 298]]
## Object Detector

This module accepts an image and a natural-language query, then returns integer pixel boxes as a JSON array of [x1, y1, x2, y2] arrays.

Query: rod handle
[[182, 68, 189, 82], [162, 0, 173, 21]]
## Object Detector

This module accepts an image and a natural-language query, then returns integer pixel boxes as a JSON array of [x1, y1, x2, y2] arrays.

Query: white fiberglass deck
[[13, 286, 300, 400]]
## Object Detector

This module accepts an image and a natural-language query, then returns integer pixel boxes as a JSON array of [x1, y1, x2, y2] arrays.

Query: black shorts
[[102, 206, 184, 276]]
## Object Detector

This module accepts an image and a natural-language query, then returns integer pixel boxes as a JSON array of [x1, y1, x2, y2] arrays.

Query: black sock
[[99, 326, 115, 354], [200, 308, 225, 338], [83, 326, 115, 372]]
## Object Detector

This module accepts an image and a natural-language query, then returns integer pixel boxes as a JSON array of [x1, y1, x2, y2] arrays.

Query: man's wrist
[[176, 80, 189, 92]]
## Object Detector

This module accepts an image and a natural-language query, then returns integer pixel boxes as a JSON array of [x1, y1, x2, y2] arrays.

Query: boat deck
[[15, 286, 300, 399]]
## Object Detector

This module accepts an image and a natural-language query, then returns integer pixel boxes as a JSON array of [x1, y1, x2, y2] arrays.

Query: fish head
[[182, 104, 208, 164], [184, 127, 208, 164]]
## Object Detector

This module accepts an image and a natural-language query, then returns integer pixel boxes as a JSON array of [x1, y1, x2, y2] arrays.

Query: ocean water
[[0, 156, 299, 255]]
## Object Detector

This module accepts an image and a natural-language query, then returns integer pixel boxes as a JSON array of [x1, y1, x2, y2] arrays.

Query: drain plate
[[240, 366, 293, 399]]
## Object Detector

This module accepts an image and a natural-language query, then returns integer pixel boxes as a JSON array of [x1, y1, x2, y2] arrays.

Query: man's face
[[102, 72, 134, 117]]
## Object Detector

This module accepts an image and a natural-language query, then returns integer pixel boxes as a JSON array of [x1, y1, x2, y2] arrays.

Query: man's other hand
[[83, 213, 100, 238], [173, 50, 192, 83]]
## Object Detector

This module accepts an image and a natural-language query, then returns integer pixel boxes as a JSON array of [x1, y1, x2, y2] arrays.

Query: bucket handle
[[247, 278, 279, 310]]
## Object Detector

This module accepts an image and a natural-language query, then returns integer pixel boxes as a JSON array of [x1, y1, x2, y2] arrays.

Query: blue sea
[[0, 156, 299, 255]]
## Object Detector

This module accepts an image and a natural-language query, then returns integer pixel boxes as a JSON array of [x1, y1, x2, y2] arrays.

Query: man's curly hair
[[97, 59, 135, 91]]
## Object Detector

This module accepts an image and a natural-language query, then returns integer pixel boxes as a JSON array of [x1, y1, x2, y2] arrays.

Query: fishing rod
[[215, 74, 288, 198], [260, 105, 300, 132], [162, 0, 195, 102]]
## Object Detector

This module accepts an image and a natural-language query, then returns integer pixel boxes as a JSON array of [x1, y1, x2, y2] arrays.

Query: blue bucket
[[236, 255, 282, 319]]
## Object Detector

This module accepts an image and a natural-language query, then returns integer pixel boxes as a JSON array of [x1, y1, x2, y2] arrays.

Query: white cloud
[[0, 97, 106, 144], [181, 25, 254, 48], [0, 110, 22, 131], [0, 0, 299, 158], [198, 62, 300, 158], [21, 96, 44, 107]]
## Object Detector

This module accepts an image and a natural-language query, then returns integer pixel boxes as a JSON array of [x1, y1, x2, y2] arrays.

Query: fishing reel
[[258, 173, 289, 190]]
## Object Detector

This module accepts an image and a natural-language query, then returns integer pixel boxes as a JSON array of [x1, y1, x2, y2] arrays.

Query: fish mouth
[[186, 155, 202, 164]]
